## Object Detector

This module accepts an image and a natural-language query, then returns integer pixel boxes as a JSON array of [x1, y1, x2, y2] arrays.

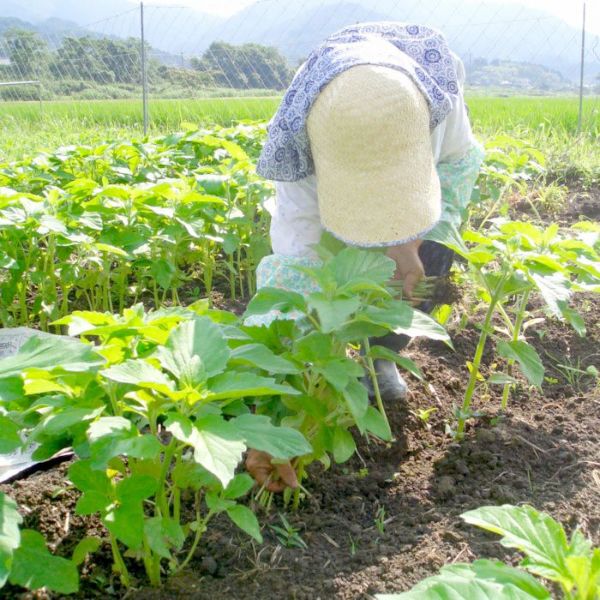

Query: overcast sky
[[140, 0, 598, 34]]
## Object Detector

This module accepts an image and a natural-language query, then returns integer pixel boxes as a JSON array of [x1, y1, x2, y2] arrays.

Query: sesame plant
[[428, 219, 600, 439], [0, 125, 271, 329], [0, 305, 311, 589], [377, 504, 600, 599], [243, 246, 450, 508]]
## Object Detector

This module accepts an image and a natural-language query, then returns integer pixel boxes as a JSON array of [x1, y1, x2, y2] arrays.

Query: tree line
[[0, 29, 294, 94]]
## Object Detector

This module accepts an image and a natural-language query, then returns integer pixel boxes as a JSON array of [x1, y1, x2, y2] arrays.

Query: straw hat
[[306, 65, 441, 247]]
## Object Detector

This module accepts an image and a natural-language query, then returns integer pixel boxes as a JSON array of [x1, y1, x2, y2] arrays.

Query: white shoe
[[363, 359, 408, 401]]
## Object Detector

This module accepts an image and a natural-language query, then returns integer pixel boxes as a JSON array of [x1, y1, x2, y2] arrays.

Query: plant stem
[[455, 290, 500, 440], [109, 533, 131, 587], [157, 440, 177, 517], [292, 459, 306, 511], [501, 289, 531, 410], [174, 497, 212, 574], [362, 337, 391, 434]]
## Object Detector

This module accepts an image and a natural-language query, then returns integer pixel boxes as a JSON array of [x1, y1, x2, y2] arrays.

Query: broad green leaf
[[102, 360, 175, 395], [307, 294, 360, 333], [94, 242, 130, 257], [0, 416, 21, 454], [166, 414, 244, 486], [244, 287, 306, 317], [500, 221, 543, 245], [0, 492, 22, 587], [207, 372, 299, 400], [328, 248, 396, 286], [376, 559, 551, 599], [530, 273, 570, 316], [558, 302, 586, 337], [425, 221, 471, 259], [171, 462, 218, 490], [158, 316, 230, 385], [224, 474, 255, 500], [87, 418, 161, 468], [443, 560, 551, 598], [294, 331, 333, 361], [369, 345, 424, 380], [462, 505, 571, 582], [9, 530, 79, 594], [205, 491, 235, 513], [116, 474, 159, 504], [362, 303, 450, 343], [343, 379, 369, 432], [230, 343, 300, 374], [365, 406, 392, 441], [104, 499, 145, 550], [315, 359, 363, 392], [569, 528, 593, 557], [226, 505, 263, 543], [488, 373, 519, 386], [232, 414, 312, 460], [0, 335, 103, 379], [497, 341, 544, 387], [34, 406, 105, 438], [144, 517, 185, 559], [0, 377, 24, 403], [71, 536, 101, 566], [332, 427, 356, 463], [68, 460, 113, 515]]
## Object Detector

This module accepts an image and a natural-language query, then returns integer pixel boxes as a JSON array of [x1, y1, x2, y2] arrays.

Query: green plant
[[414, 407, 437, 427], [429, 219, 600, 438], [527, 183, 568, 218], [0, 125, 272, 329], [374, 505, 387, 535], [544, 350, 599, 392], [0, 306, 311, 588], [377, 504, 600, 599], [269, 514, 307, 550], [0, 491, 95, 594], [244, 246, 449, 508]]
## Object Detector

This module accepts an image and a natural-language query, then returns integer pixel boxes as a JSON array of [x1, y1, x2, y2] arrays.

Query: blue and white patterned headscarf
[[257, 22, 459, 182]]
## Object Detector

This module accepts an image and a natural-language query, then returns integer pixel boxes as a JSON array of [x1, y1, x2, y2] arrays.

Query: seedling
[[269, 514, 307, 550], [428, 220, 600, 439], [414, 407, 437, 425], [374, 506, 387, 535]]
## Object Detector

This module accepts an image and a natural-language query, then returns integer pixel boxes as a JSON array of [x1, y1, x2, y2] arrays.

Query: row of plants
[[0, 247, 448, 593], [1, 223, 598, 593], [0, 127, 598, 596], [0, 123, 271, 329]]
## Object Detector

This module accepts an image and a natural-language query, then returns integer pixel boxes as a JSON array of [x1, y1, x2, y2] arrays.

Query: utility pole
[[577, 1, 586, 135], [140, 1, 149, 135]]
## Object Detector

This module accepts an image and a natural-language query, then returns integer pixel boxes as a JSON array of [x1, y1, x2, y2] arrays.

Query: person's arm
[[432, 53, 485, 229], [269, 176, 323, 258], [244, 176, 324, 327]]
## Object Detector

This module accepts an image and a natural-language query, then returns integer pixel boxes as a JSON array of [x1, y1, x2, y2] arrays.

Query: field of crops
[[0, 96, 599, 599], [1, 95, 599, 161]]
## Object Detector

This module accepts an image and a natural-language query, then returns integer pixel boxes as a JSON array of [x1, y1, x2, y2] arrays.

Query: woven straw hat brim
[[307, 64, 441, 247]]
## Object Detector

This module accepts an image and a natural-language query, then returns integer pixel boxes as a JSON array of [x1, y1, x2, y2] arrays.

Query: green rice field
[[1, 95, 598, 182]]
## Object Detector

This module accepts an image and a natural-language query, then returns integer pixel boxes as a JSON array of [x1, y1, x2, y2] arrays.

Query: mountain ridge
[[0, 0, 597, 82]]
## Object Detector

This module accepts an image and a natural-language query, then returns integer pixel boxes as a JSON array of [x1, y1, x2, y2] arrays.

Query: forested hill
[[5, 0, 588, 84]]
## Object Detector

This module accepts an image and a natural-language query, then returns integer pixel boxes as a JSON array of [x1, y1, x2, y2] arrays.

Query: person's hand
[[386, 239, 425, 299], [245, 449, 298, 493]]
